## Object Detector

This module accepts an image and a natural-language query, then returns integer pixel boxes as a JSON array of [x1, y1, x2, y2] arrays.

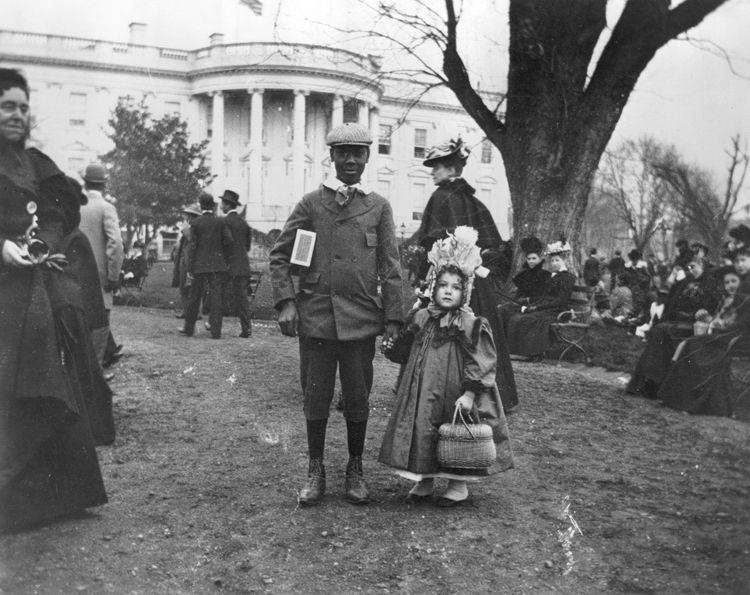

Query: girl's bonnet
[[425, 226, 489, 308]]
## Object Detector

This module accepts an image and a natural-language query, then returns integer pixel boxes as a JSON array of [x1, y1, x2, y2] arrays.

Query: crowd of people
[[1, 65, 748, 536]]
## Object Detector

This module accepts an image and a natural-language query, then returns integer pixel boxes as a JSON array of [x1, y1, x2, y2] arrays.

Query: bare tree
[[596, 137, 676, 253], [351, 0, 730, 274], [652, 134, 749, 255]]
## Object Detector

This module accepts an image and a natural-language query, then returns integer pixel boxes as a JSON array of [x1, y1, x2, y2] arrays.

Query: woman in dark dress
[[658, 267, 750, 416], [505, 238, 576, 361], [498, 235, 551, 337], [411, 137, 518, 411], [626, 257, 721, 399], [0, 69, 108, 531]]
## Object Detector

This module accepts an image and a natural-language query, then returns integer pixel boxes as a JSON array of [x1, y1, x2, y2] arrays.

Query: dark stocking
[[346, 419, 367, 458], [306, 418, 328, 460]]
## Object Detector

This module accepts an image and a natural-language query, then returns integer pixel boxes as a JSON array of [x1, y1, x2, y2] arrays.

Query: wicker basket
[[437, 405, 496, 471]]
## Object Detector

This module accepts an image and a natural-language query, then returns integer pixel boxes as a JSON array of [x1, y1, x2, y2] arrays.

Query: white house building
[[0, 24, 511, 237]]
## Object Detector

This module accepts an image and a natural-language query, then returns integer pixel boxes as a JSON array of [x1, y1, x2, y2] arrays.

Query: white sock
[[408, 478, 434, 496], [442, 480, 468, 502]]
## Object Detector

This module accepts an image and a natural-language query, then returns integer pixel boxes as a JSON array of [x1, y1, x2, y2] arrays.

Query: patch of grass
[[113, 259, 277, 320]]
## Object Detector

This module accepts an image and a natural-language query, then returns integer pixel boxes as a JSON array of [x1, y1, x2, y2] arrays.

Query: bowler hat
[[83, 162, 108, 183], [326, 123, 372, 147], [220, 189, 240, 207]]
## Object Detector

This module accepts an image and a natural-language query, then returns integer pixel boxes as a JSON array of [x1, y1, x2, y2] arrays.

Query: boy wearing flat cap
[[270, 122, 403, 506]]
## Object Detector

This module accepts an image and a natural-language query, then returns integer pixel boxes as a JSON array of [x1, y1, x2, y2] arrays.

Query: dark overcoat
[[224, 211, 252, 277], [269, 185, 403, 341], [187, 212, 234, 274]]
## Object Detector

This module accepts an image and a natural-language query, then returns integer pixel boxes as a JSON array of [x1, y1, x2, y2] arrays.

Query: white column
[[248, 88, 264, 220], [368, 105, 379, 188], [358, 100, 368, 126], [332, 94, 344, 128], [210, 91, 224, 195], [293, 90, 307, 200], [186, 94, 202, 144]]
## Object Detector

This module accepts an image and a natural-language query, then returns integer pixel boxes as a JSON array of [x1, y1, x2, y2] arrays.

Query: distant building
[[1, 25, 511, 236]]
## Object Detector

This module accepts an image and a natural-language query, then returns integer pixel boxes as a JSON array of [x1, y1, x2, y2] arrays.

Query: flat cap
[[326, 123, 372, 146]]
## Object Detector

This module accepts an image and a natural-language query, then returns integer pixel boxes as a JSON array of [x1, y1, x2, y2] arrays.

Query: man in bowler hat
[[180, 192, 234, 339], [270, 122, 403, 506], [220, 190, 253, 337]]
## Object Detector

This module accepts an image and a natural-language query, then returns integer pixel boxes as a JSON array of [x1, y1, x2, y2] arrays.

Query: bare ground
[[1, 306, 749, 594]]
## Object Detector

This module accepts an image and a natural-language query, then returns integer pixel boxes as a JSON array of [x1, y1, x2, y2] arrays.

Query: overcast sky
[[5, 0, 750, 203]]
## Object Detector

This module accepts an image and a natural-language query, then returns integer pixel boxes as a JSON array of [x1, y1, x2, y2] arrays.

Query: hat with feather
[[424, 226, 489, 308], [519, 236, 544, 256], [546, 233, 572, 257]]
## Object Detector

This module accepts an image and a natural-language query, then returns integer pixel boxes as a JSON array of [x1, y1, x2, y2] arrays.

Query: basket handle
[[451, 402, 477, 440]]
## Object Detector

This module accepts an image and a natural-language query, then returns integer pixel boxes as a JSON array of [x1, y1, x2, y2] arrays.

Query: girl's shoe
[[405, 478, 434, 503], [435, 480, 468, 507]]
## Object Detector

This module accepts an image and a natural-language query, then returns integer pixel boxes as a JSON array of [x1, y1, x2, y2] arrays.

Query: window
[[481, 140, 493, 164], [164, 101, 181, 117], [69, 92, 87, 127], [377, 179, 391, 198], [413, 128, 427, 158], [343, 99, 358, 123], [378, 124, 392, 155], [118, 95, 135, 108], [412, 181, 426, 219]]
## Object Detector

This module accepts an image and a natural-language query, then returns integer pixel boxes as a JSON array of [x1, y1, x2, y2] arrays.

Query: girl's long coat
[[379, 308, 514, 475]]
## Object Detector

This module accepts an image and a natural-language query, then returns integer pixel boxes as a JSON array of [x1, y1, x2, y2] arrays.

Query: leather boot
[[344, 456, 370, 504], [298, 458, 325, 506]]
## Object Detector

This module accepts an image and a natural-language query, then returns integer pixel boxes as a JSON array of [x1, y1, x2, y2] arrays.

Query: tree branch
[[442, 0, 505, 147]]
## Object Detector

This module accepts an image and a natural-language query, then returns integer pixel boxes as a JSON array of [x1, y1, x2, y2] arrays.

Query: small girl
[[379, 227, 513, 507]]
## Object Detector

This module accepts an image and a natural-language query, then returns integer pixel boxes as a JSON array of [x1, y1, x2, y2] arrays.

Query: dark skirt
[[505, 309, 557, 356], [657, 333, 739, 416], [626, 322, 693, 398], [0, 267, 109, 532], [470, 275, 519, 411]]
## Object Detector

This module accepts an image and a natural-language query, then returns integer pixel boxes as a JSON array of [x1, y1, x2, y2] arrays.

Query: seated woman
[[498, 235, 550, 330], [622, 249, 652, 321], [505, 237, 576, 361], [626, 258, 721, 399], [658, 267, 750, 416]]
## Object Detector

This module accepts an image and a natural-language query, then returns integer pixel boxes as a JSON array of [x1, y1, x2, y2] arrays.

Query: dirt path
[[1, 307, 749, 594]]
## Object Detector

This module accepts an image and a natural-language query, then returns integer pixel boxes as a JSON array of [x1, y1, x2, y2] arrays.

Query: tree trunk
[[439, 0, 728, 278]]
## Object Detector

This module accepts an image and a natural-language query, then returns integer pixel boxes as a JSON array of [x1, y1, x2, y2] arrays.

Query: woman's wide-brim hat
[[422, 137, 471, 167], [181, 203, 201, 217], [546, 238, 572, 256]]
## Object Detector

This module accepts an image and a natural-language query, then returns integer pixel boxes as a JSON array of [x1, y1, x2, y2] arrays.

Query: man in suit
[[270, 123, 403, 506], [172, 203, 201, 318], [79, 162, 124, 366], [180, 192, 234, 339], [220, 190, 253, 338]]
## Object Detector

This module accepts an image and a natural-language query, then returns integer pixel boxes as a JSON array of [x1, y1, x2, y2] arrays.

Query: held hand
[[278, 300, 299, 337], [1, 240, 33, 268], [383, 322, 401, 343], [456, 392, 475, 413]]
